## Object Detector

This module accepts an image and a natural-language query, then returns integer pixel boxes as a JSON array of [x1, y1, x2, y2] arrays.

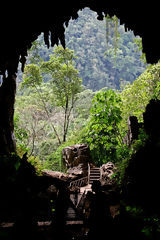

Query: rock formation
[[62, 144, 93, 178], [123, 99, 160, 215], [0, 3, 159, 155], [62, 144, 92, 168], [123, 116, 141, 146], [101, 162, 117, 185]]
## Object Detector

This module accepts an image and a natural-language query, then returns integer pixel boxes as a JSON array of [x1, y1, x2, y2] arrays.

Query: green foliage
[[41, 46, 82, 142], [105, 15, 119, 56], [85, 89, 123, 165], [44, 142, 70, 172], [84, 59, 160, 172], [14, 9, 156, 175], [15, 85, 93, 171], [14, 112, 28, 148], [27, 155, 43, 175], [125, 206, 160, 239], [21, 64, 43, 88], [116, 128, 149, 185], [17, 8, 146, 91], [41, 46, 82, 109], [114, 62, 160, 183], [15, 46, 86, 171], [120, 61, 160, 132], [65, 7, 146, 90]]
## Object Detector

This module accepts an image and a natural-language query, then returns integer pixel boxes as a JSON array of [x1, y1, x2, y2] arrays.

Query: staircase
[[65, 201, 84, 225], [89, 167, 101, 184], [66, 166, 101, 226]]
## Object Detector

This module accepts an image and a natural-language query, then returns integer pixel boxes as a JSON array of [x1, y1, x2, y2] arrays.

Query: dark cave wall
[[123, 99, 160, 215], [0, 1, 160, 75], [0, 1, 160, 154], [0, 73, 16, 155]]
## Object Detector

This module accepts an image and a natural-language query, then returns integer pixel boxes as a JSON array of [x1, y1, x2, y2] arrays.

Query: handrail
[[100, 166, 102, 181], [69, 176, 88, 188], [88, 163, 90, 184], [69, 163, 91, 188]]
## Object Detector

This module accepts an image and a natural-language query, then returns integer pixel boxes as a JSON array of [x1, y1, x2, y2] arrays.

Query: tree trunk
[[63, 97, 68, 143], [0, 74, 16, 155]]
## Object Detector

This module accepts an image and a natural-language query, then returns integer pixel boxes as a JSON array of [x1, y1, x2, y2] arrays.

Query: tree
[[41, 46, 82, 142], [21, 46, 82, 145], [120, 61, 160, 132], [85, 89, 123, 165], [65, 7, 146, 90], [17, 8, 146, 91], [21, 64, 61, 145]]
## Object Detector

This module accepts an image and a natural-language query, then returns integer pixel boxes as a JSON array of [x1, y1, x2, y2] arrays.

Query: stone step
[[66, 207, 76, 219], [66, 220, 83, 225], [90, 174, 100, 177], [89, 180, 99, 184], [89, 167, 101, 184], [90, 169, 100, 172], [90, 175, 100, 178], [90, 170, 100, 172], [90, 173, 100, 176]]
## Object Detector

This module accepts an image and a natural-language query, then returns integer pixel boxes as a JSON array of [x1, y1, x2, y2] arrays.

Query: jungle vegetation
[[15, 7, 155, 172], [12, 8, 160, 239]]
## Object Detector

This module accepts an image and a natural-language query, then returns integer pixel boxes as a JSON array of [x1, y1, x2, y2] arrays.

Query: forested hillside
[[65, 8, 147, 90], [9, 8, 160, 239], [19, 8, 146, 91], [15, 8, 148, 170]]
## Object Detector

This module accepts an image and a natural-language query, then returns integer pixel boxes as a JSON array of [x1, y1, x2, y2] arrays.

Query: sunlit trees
[[120, 62, 160, 129], [41, 46, 82, 142], [85, 89, 123, 165], [16, 46, 82, 162]]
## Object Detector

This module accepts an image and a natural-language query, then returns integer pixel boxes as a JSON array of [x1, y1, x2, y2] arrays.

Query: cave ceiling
[[0, 1, 159, 76]]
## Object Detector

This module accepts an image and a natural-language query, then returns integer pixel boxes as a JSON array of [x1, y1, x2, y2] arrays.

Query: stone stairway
[[89, 167, 101, 184], [65, 205, 83, 225], [65, 194, 84, 225], [66, 165, 101, 225]]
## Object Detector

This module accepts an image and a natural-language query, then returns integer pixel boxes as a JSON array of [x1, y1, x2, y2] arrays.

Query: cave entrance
[[15, 7, 147, 171], [1, 5, 160, 240]]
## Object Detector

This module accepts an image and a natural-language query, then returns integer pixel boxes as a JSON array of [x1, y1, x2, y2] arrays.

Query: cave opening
[[15, 7, 147, 171], [1, 4, 160, 240]]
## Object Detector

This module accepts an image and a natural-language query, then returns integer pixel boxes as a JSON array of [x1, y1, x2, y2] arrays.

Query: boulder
[[67, 163, 89, 178], [101, 162, 117, 185], [62, 144, 92, 168]]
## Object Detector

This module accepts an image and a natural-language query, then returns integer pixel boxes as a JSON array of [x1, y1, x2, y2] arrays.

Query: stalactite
[[58, 25, 66, 48], [19, 55, 26, 72], [44, 31, 50, 48], [51, 28, 59, 47]]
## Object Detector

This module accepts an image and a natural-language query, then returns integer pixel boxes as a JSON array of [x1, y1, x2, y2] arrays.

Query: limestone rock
[[101, 162, 117, 185], [62, 144, 92, 168], [67, 163, 89, 178]]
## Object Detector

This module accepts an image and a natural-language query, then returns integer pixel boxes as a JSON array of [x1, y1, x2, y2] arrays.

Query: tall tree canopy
[[20, 46, 82, 148], [85, 89, 123, 165], [65, 7, 146, 90], [41, 46, 82, 142], [18, 8, 146, 91]]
